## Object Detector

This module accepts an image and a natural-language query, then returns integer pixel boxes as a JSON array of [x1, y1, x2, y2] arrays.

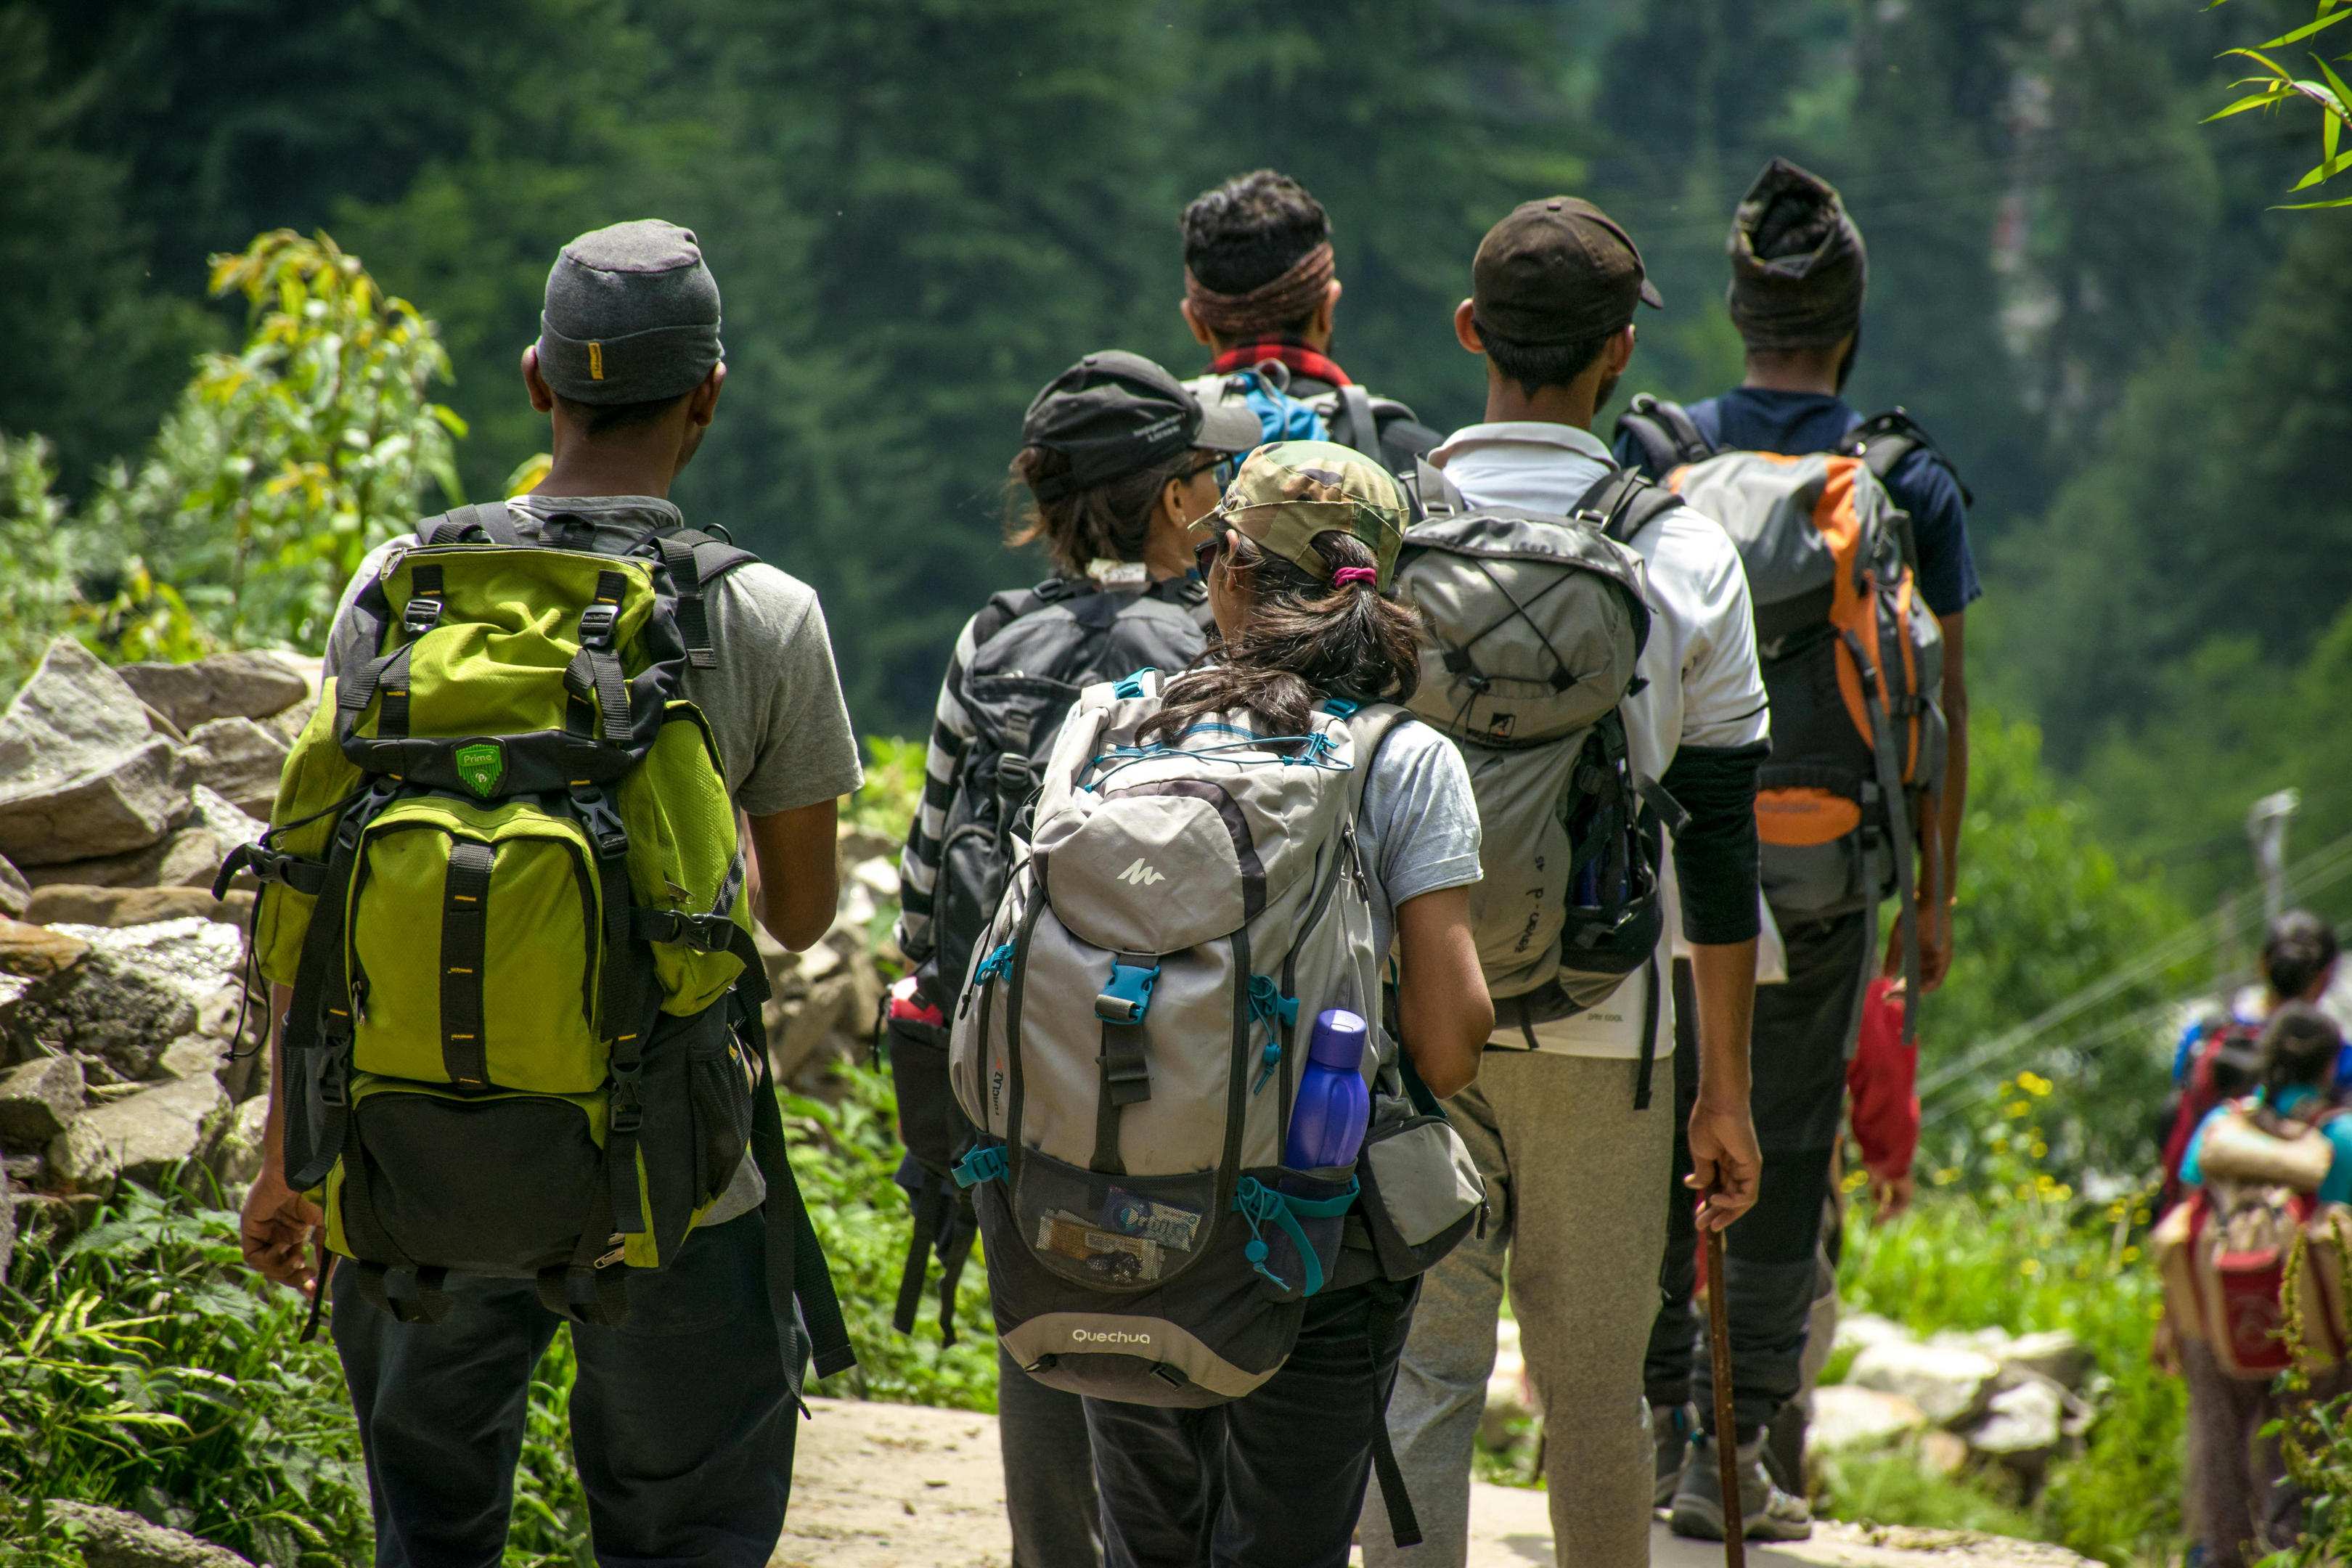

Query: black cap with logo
[[1471, 197, 1665, 347], [1021, 351, 1262, 502]]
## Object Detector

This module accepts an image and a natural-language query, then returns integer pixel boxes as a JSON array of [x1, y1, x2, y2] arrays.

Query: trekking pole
[[1704, 1218, 1745, 1568]]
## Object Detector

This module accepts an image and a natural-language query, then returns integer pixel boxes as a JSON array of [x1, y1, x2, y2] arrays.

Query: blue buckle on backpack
[[953, 1144, 1008, 1188], [1322, 698, 1360, 718], [973, 944, 1016, 985], [1094, 957, 1160, 1025], [1112, 669, 1156, 701]]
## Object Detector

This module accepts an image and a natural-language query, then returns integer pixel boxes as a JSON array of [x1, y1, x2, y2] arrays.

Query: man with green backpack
[[232, 220, 863, 1565]]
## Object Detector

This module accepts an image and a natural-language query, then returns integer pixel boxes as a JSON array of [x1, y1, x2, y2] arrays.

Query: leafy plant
[[784, 1060, 999, 1410], [845, 735, 926, 845], [0, 1185, 370, 1567], [2210, 0, 2352, 206], [83, 229, 465, 653], [0, 431, 86, 693]]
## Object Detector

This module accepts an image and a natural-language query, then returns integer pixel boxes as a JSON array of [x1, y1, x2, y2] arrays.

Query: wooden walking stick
[[1705, 1219, 1746, 1568]]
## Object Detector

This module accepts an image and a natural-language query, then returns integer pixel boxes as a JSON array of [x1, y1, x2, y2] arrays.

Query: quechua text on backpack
[[946, 671, 1485, 1408], [1615, 394, 1950, 1038], [889, 578, 1209, 1345], [1394, 461, 1673, 1102], [219, 502, 852, 1376]]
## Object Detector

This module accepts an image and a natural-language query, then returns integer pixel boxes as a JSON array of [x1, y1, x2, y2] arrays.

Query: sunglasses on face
[[1193, 527, 1230, 579], [1181, 454, 1238, 493]]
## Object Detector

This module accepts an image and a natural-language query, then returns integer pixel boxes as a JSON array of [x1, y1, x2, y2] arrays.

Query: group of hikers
[[226, 155, 1992, 1568]]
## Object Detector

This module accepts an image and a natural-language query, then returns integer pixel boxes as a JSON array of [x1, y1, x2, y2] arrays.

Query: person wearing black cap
[[889, 348, 1258, 1568], [1176, 168, 1441, 475], [237, 220, 866, 1564], [1610, 159, 1981, 1538], [1357, 196, 1775, 1567]]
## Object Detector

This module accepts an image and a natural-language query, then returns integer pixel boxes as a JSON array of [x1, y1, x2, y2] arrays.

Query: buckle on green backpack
[[579, 601, 619, 650], [1094, 957, 1159, 1025], [570, 786, 630, 859]]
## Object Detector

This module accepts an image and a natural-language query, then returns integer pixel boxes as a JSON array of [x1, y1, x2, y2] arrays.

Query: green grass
[[1813, 1444, 2041, 1538]]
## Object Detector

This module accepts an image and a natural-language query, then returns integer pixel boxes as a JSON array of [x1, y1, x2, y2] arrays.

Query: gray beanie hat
[[536, 220, 723, 405]]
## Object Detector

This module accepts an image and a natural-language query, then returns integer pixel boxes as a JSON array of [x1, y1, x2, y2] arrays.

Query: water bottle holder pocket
[[1238, 1167, 1356, 1304], [1013, 1148, 1220, 1293]]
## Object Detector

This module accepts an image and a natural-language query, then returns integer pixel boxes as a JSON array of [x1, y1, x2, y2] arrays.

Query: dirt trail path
[[775, 1397, 2094, 1568]]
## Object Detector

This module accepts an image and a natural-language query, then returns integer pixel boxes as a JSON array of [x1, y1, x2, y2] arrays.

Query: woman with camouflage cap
[[1082, 440, 1493, 1568]]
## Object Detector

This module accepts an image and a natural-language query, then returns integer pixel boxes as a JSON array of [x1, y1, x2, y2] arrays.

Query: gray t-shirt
[[321, 494, 863, 1228], [1355, 717, 1484, 963]]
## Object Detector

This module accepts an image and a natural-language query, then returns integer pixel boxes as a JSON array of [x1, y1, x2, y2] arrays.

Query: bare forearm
[[744, 799, 841, 952], [1395, 886, 1491, 1099], [1687, 939, 1756, 1108]]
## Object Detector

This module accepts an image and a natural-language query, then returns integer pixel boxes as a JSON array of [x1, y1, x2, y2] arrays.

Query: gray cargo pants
[[1360, 1048, 1675, 1568]]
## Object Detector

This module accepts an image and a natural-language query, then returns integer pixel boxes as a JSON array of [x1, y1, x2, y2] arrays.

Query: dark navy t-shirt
[[1613, 387, 1982, 618]]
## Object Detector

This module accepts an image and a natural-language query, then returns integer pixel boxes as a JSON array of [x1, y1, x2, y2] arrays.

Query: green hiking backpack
[[219, 502, 853, 1371]]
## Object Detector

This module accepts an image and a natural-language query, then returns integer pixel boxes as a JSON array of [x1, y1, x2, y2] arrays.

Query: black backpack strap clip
[[1613, 393, 1713, 479], [417, 501, 525, 547], [1407, 457, 1468, 522], [1570, 467, 1685, 546], [1849, 407, 1974, 507]]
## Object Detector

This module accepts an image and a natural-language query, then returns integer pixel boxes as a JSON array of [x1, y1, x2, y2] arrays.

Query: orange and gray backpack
[[1615, 396, 1949, 1037]]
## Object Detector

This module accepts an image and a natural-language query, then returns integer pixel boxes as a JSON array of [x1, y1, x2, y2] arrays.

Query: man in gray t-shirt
[[238, 221, 860, 1565]]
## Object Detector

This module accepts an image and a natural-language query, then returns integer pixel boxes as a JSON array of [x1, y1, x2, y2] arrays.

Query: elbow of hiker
[[1410, 999, 1491, 1101], [759, 878, 838, 952]]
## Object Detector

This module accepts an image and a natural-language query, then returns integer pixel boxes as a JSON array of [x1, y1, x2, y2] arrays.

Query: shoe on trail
[[1669, 1434, 1813, 1542], [1653, 1400, 1699, 1508]]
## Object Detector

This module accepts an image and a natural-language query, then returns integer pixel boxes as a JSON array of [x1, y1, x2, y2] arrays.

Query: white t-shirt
[[1429, 420, 1771, 1058]]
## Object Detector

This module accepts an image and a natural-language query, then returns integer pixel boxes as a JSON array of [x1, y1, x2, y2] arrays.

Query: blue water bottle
[[1285, 1009, 1372, 1169]]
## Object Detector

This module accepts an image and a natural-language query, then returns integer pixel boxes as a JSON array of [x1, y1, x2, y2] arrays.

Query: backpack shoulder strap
[[416, 501, 525, 548], [1407, 457, 1469, 521], [969, 585, 1053, 651], [1570, 467, 1684, 547], [1337, 702, 1413, 824], [648, 527, 763, 670], [1613, 394, 1713, 478], [1337, 383, 1384, 464], [1850, 407, 1975, 507]]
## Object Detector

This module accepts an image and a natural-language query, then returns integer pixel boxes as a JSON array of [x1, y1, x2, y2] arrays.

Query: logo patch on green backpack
[[455, 740, 505, 798]]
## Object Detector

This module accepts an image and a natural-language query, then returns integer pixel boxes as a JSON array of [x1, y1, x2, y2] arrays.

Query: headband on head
[[1185, 242, 1337, 340]]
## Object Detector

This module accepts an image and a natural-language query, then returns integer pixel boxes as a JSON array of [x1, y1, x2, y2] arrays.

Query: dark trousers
[[1000, 1344, 1103, 1567], [1646, 912, 1868, 1441], [332, 1211, 796, 1568], [1084, 1278, 1418, 1568]]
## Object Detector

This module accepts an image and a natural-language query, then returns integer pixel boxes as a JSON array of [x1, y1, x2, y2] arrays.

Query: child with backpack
[[232, 221, 864, 1564], [2159, 910, 2343, 1213], [947, 439, 1492, 1568], [888, 348, 1259, 1568], [2159, 1003, 2352, 1568]]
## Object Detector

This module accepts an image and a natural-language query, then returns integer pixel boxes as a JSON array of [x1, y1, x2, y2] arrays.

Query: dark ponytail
[[1139, 528, 1424, 746], [2263, 909, 2341, 1003], [1005, 446, 1197, 579], [2258, 1000, 2343, 1097]]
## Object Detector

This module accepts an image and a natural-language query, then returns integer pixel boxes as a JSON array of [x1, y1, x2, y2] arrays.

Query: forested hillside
[[4, 0, 2345, 914]]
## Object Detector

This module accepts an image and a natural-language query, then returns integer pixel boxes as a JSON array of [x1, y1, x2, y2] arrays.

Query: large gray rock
[[209, 1095, 270, 1188], [0, 949, 199, 1080], [0, 1053, 86, 1144], [117, 651, 309, 733], [49, 1072, 229, 1191], [1847, 1339, 2002, 1427], [1808, 1384, 1928, 1452], [2000, 1329, 2096, 1394], [180, 718, 290, 819], [0, 853, 27, 919], [1967, 1372, 2074, 1461], [24, 885, 253, 930], [41, 1500, 253, 1567], [0, 640, 192, 867], [0, 915, 90, 977], [24, 787, 263, 893]]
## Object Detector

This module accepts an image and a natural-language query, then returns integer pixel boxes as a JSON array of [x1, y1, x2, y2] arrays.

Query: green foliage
[[0, 432, 86, 694], [1813, 1445, 2043, 1539], [2210, 0, 2352, 206], [846, 735, 926, 846], [1917, 711, 2192, 1172], [783, 1061, 1000, 1410], [1837, 1151, 2182, 1566], [83, 229, 464, 653], [0, 1186, 371, 1567]]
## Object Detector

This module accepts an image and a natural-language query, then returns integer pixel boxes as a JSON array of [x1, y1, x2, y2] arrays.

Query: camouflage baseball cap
[[1196, 439, 1408, 589]]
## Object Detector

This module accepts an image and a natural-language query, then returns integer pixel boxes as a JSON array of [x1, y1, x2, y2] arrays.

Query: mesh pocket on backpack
[[1013, 1148, 1219, 1292], [685, 1020, 757, 1209]]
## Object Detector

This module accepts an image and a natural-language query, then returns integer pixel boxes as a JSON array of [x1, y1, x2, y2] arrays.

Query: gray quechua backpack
[[1395, 462, 1674, 1100], [946, 670, 1485, 1419]]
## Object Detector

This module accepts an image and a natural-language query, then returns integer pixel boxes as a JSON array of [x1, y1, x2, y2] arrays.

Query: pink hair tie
[[1332, 567, 1378, 589]]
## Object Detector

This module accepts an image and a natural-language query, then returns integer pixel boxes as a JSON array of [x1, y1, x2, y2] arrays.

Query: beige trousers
[[1360, 1049, 1675, 1568]]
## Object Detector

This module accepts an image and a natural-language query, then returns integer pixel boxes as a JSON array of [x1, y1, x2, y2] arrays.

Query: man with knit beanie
[[1612, 159, 1980, 1539], [1177, 168, 1441, 475], [236, 220, 863, 1564]]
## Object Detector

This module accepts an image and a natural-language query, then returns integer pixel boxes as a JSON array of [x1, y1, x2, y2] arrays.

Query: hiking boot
[[1652, 1401, 1699, 1508], [1670, 1434, 1813, 1542]]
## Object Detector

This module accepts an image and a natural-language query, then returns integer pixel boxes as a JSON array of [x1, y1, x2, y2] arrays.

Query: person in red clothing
[[1653, 975, 1919, 1498]]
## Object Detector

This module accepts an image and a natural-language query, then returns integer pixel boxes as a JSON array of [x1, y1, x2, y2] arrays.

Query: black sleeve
[[1659, 740, 1768, 947]]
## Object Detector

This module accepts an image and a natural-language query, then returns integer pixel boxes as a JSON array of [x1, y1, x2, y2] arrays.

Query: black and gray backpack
[[1395, 462, 1683, 1104], [888, 576, 1211, 1344]]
